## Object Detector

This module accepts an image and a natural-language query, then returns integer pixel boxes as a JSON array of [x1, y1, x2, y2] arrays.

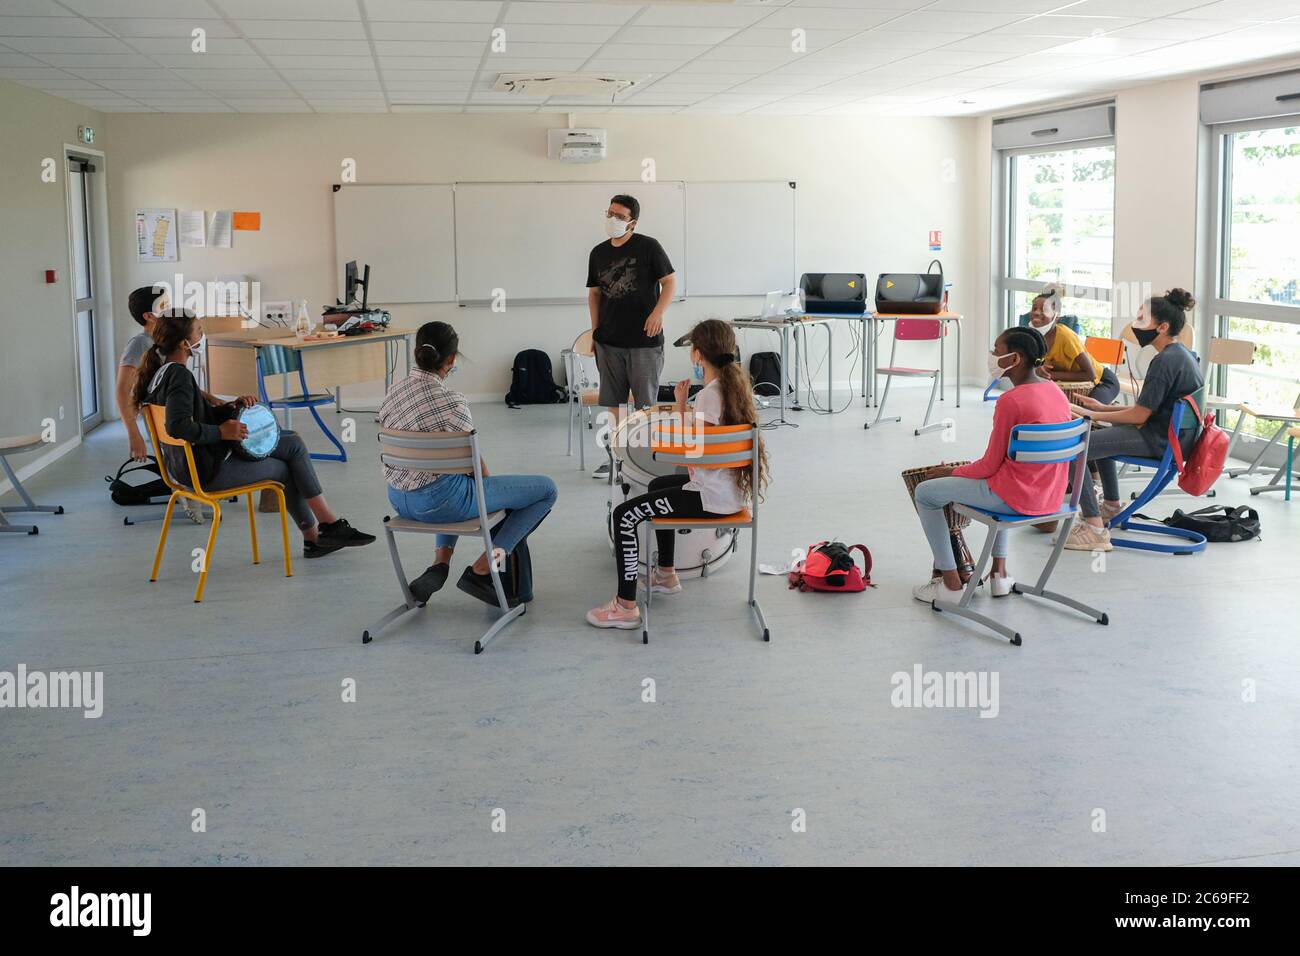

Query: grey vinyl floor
[[1, 386, 1297, 866]]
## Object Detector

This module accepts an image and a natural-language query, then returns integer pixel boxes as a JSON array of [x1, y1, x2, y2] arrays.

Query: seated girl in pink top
[[911, 327, 1072, 604]]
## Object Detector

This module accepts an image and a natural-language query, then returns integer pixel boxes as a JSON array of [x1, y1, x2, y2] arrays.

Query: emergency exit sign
[[78, 125, 94, 145]]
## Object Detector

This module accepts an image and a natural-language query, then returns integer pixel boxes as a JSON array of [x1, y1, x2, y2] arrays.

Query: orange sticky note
[[232, 211, 261, 231]]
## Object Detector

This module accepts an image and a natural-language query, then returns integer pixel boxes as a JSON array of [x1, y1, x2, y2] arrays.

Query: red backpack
[[1170, 396, 1228, 497], [788, 541, 873, 593]]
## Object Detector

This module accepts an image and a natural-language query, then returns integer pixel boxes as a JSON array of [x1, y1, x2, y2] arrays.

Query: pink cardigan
[[953, 381, 1073, 516]]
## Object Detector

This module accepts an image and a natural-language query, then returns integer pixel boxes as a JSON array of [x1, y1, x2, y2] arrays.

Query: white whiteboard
[[453, 181, 687, 303], [333, 184, 455, 304], [686, 181, 796, 296]]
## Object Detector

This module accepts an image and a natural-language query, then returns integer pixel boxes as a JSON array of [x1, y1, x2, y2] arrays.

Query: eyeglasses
[[605, 211, 631, 222]]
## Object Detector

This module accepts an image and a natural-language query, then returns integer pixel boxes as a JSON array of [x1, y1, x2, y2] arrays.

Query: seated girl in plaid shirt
[[379, 322, 558, 605]]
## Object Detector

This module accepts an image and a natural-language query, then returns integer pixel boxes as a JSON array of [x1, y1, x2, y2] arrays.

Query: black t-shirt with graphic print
[[586, 232, 674, 349]]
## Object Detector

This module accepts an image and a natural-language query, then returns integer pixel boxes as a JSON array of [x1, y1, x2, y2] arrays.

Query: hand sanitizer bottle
[[295, 300, 313, 338]]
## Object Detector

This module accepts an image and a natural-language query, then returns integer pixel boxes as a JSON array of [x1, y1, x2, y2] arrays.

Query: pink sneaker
[[586, 599, 641, 630], [650, 568, 682, 594]]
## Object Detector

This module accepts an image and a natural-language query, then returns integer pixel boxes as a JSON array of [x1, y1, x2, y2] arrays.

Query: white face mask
[[604, 215, 629, 239], [987, 351, 1017, 381], [185, 333, 206, 354], [1033, 313, 1057, 335]]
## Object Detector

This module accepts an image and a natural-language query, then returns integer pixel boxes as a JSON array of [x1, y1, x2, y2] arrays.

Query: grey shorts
[[594, 343, 664, 408]]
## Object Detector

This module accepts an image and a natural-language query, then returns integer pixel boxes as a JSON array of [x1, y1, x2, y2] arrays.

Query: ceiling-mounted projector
[[547, 128, 608, 164]]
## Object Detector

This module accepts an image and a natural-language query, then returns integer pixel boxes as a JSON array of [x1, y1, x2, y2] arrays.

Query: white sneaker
[[988, 572, 1015, 598], [1100, 500, 1126, 524], [1064, 522, 1112, 552], [913, 578, 964, 604]]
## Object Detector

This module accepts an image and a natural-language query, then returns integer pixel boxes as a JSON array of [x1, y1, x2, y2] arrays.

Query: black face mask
[[1133, 326, 1160, 348]]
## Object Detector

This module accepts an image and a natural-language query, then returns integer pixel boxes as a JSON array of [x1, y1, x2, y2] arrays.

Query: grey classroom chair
[[929, 417, 1109, 646], [0, 434, 64, 536], [363, 428, 525, 654]]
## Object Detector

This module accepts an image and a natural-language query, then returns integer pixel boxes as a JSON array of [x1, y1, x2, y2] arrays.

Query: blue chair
[[983, 313, 1083, 401], [256, 344, 347, 462], [1105, 398, 1207, 555], [930, 417, 1108, 646]]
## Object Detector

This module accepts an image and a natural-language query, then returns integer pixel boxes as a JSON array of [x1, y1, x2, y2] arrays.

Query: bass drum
[[607, 406, 738, 579]]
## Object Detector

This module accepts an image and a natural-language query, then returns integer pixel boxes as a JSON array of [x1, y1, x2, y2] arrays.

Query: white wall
[[0, 80, 106, 468], [105, 111, 980, 403]]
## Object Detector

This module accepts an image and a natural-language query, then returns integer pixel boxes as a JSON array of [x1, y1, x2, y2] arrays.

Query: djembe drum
[[1053, 379, 1094, 397], [902, 462, 975, 582]]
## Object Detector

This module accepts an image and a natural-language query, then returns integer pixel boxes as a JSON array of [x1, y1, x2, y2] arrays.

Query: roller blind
[[992, 103, 1114, 151], [1201, 68, 1300, 126]]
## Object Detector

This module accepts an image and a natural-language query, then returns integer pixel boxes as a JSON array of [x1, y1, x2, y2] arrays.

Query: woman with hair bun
[[910, 325, 1073, 603], [379, 321, 557, 604], [1064, 288, 1203, 551]]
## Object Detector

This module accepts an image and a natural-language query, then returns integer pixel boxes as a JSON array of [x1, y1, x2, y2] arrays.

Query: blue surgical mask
[[447, 360, 459, 376], [692, 363, 704, 382]]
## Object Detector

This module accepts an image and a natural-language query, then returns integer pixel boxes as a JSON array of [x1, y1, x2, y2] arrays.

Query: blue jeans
[[388, 474, 557, 554], [914, 476, 1014, 572]]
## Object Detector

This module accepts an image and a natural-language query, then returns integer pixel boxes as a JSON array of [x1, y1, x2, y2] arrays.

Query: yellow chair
[[639, 417, 767, 645], [143, 404, 292, 602]]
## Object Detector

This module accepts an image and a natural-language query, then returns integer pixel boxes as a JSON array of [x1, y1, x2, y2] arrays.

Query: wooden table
[[204, 326, 416, 405]]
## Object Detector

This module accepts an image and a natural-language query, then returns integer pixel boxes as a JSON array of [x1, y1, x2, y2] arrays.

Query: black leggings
[[612, 474, 719, 602], [1089, 367, 1120, 405]]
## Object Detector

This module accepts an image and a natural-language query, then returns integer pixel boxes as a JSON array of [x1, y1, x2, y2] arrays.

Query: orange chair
[[143, 405, 292, 602], [639, 417, 767, 645], [1084, 335, 1124, 369]]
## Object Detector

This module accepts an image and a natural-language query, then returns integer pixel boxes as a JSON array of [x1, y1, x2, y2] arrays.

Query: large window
[[1212, 123, 1300, 437], [1002, 142, 1116, 340]]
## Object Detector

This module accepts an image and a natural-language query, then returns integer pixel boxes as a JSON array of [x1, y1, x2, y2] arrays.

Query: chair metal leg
[[363, 526, 421, 644], [307, 404, 347, 462], [1108, 469, 1208, 554], [246, 492, 260, 565], [194, 500, 223, 603], [150, 493, 180, 581], [932, 521, 1022, 644], [1287, 435, 1294, 501], [915, 373, 945, 435], [272, 487, 292, 577], [748, 525, 768, 642], [1223, 408, 1247, 463], [0, 454, 63, 515], [865, 375, 901, 429], [1227, 421, 1287, 478], [1014, 515, 1108, 625]]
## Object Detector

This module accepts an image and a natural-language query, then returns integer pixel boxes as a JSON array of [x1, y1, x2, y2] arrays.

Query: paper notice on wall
[[208, 210, 232, 248], [179, 210, 206, 248], [232, 211, 260, 231], [136, 208, 178, 262]]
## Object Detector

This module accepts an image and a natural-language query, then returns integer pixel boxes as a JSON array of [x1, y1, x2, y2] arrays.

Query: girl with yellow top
[[1027, 289, 1120, 405]]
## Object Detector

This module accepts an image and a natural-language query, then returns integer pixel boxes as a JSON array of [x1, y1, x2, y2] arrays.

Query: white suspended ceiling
[[1, 0, 1299, 116]]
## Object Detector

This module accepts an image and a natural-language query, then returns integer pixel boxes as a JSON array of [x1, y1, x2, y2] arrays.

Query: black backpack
[[105, 457, 170, 506], [749, 351, 785, 398], [1138, 505, 1261, 543], [505, 349, 563, 408]]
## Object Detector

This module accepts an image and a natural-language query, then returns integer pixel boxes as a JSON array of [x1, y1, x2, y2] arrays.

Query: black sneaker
[[456, 567, 520, 608], [304, 538, 345, 559], [409, 562, 450, 604], [318, 518, 375, 549], [592, 462, 611, 480]]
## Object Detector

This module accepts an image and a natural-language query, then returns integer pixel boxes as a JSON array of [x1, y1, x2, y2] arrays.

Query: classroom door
[[68, 155, 101, 429]]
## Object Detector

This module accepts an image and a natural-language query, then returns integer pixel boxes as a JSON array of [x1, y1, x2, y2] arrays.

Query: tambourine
[[232, 403, 280, 461]]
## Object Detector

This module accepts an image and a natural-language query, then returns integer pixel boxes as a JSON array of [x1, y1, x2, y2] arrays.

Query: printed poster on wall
[[136, 208, 178, 262]]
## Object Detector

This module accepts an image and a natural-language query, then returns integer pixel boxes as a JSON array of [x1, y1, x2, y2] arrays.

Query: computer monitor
[[344, 260, 370, 310]]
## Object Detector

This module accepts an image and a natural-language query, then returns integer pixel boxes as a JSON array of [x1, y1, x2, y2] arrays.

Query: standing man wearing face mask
[[586, 194, 677, 479]]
